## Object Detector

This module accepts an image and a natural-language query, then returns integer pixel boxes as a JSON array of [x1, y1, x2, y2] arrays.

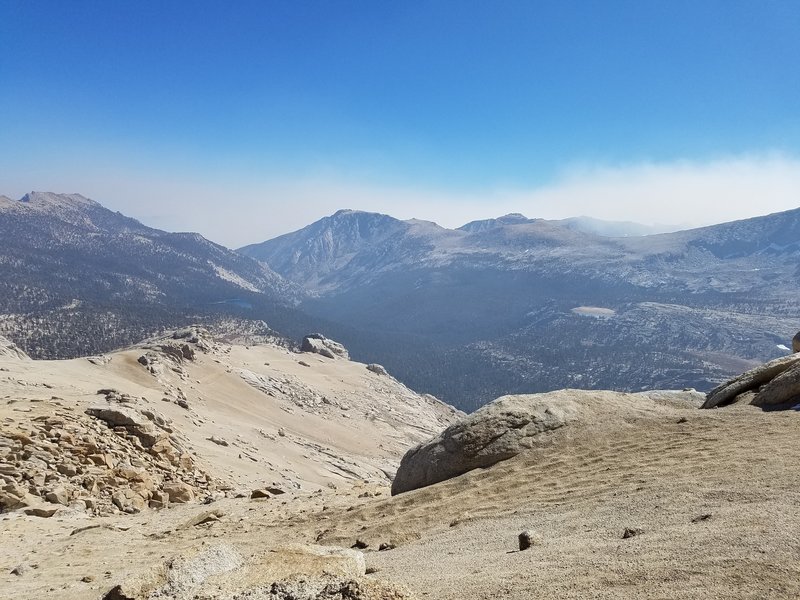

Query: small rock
[[351, 539, 368, 549], [622, 527, 644, 539], [45, 487, 69, 506], [677, 416, 689, 424], [298, 361, 311, 368], [23, 505, 59, 518], [162, 482, 194, 504], [11, 564, 28, 576], [251, 489, 271, 499], [378, 543, 395, 551], [365, 566, 379, 574], [518, 530, 539, 551], [81, 575, 95, 583], [208, 436, 229, 447], [692, 513, 713, 523]]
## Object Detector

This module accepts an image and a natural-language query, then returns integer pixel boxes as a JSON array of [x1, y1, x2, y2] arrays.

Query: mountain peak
[[458, 213, 533, 233], [19, 191, 99, 207]]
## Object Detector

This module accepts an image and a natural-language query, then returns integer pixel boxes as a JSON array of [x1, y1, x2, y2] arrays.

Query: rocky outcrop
[[392, 392, 581, 495], [392, 389, 702, 495], [751, 363, 800, 407], [366, 364, 389, 376], [0, 391, 214, 516], [0, 335, 29, 360], [301, 334, 350, 360], [793, 331, 800, 353], [702, 353, 800, 409]]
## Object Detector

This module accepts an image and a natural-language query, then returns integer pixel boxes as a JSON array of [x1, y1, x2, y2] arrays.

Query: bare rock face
[[702, 353, 800, 409], [752, 362, 800, 407], [0, 335, 29, 360], [301, 334, 350, 360], [392, 392, 580, 495], [793, 331, 800, 353]]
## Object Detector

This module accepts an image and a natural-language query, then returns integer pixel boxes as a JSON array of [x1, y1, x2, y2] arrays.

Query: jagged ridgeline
[[0, 193, 325, 358]]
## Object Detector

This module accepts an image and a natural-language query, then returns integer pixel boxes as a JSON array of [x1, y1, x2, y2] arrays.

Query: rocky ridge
[[0, 326, 459, 523]]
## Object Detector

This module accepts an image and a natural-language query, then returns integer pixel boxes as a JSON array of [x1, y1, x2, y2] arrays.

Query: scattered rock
[[22, 505, 59, 518], [378, 543, 395, 551], [518, 530, 540, 551], [622, 527, 644, 539], [208, 436, 229, 447], [366, 364, 389, 376], [301, 334, 350, 360], [182, 509, 223, 528], [45, 487, 69, 506], [692, 513, 713, 523], [351, 539, 369, 549], [251, 489, 271, 499], [11, 564, 29, 576], [163, 482, 195, 504]]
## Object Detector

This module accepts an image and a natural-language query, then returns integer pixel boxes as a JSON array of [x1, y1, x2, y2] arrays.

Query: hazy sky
[[1, 1, 799, 247]]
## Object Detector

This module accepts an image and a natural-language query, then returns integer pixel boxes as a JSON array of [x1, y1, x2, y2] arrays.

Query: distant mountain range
[[2, 191, 799, 411], [241, 206, 800, 410], [0, 192, 312, 357]]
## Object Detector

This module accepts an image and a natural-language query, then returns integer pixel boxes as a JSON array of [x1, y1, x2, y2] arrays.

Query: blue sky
[[1, 1, 799, 245]]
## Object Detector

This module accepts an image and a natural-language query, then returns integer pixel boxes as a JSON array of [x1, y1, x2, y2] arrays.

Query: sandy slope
[[1, 336, 798, 599], [0, 334, 458, 495]]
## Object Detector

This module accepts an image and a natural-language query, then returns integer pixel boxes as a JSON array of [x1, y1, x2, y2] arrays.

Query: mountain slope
[[242, 207, 800, 411], [0, 192, 305, 357]]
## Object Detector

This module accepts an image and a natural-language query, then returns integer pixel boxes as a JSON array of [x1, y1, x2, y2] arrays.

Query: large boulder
[[391, 392, 579, 495], [702, 353, 800, 409], [752, 362, 800, 407], [793, 331, 800, 353], [300, 334, 350, 360], [391, 389, 701, 495], [85, 404, 163, 448]]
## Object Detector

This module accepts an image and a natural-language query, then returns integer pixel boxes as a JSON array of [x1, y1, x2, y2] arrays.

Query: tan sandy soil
[[1, 337, 798, 599]]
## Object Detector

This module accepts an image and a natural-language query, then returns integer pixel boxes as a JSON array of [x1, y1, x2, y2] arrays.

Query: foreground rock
[[793, 331, 800, 353], [301, 334, 350, 360], [391, 389, 701, 495], [100, 543, 411, 599], [702, 353, 800, 409]]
